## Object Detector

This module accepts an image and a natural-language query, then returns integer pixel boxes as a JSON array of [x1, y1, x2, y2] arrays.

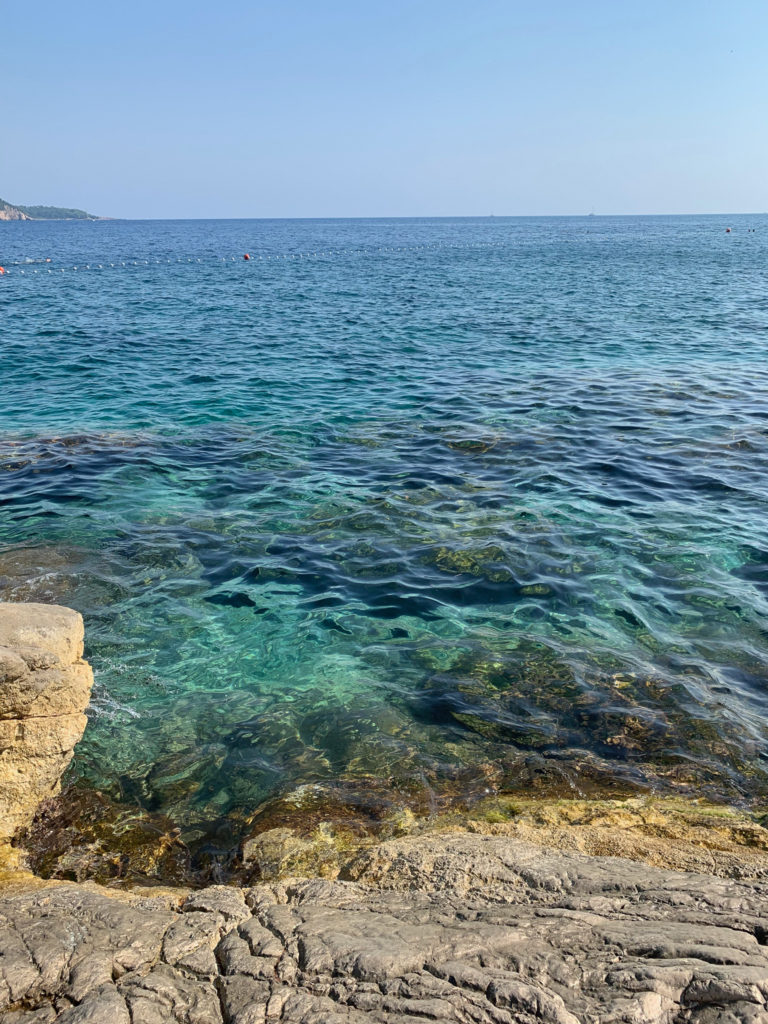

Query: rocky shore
[[0, 201, 30, 221], [3, 833, 768, 1024], [0, 604, 92, 853], [1, 603, 767, 1023]]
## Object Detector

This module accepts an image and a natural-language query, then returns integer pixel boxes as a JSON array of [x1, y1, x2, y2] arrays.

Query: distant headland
[[0, 197, 106, 221]]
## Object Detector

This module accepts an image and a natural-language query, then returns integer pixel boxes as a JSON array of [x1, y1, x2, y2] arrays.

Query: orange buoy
[[243, 253, 251, 260], [0, 267, 5, 275]]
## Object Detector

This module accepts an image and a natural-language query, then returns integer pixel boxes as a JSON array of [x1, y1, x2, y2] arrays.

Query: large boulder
[[0, 604, 93, 843]]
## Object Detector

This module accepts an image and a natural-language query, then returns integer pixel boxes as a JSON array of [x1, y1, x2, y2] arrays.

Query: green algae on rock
[[17, 784, 193, 886]]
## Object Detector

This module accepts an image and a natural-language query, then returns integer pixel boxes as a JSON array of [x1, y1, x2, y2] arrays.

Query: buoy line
[[0, 240, 509, 278]]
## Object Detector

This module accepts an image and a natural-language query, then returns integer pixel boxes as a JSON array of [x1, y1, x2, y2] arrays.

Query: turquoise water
[[2, 216, 768, 851]]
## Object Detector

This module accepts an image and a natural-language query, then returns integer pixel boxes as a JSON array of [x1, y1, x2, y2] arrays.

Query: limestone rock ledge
[[0, 834, 767, 1023], [0, 604, 93, 844]]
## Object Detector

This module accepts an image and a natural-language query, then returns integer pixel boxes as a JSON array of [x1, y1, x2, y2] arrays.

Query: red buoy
[[725, 228, 731, 233], [243, 253, 251, 260]]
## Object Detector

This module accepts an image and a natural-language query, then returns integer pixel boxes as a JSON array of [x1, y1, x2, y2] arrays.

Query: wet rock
[[241, 827, 341, 882], [451, 795, 768, 879], [18, 785, 193, 885], [238, 778, 429, 883]]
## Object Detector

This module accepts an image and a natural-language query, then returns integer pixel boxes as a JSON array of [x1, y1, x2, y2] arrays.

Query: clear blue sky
[[3, 0, 766, 218]]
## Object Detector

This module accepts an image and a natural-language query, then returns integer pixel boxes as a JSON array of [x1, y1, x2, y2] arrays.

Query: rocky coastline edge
[[1, 602, 767, 1023]]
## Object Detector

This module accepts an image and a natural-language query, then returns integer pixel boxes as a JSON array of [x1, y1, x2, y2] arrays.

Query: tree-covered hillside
[[0, 198, 103, 220], [15, 204, 99, 220]]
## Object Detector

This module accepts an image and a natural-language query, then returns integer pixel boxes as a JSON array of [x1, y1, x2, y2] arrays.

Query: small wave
[[88, 683, 141, 721]]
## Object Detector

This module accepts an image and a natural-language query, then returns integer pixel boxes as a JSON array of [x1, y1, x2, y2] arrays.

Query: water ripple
[[2, 215, 768, 848]]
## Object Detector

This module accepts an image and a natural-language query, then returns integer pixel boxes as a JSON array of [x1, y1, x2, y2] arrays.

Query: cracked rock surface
[[1, 834, 767, 1023]]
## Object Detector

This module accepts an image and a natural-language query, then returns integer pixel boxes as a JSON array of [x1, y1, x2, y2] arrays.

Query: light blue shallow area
[[2, 215, 768, 846]]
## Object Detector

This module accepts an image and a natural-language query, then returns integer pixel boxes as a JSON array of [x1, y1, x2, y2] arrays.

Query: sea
[[2, 215, 768, 859]]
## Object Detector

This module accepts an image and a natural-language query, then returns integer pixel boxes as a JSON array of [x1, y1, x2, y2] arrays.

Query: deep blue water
[[2, 215, 768, 846]]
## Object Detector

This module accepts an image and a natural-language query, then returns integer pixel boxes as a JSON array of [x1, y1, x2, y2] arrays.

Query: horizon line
[[9, 211, 767, 223]]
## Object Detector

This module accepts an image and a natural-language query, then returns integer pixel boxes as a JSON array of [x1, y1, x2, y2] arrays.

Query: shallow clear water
[[2, 215, 768, 847]]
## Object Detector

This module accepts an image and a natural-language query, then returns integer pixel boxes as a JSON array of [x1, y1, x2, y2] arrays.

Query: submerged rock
[[239, 778, 420, 882], [18, 785, 193, 886]]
